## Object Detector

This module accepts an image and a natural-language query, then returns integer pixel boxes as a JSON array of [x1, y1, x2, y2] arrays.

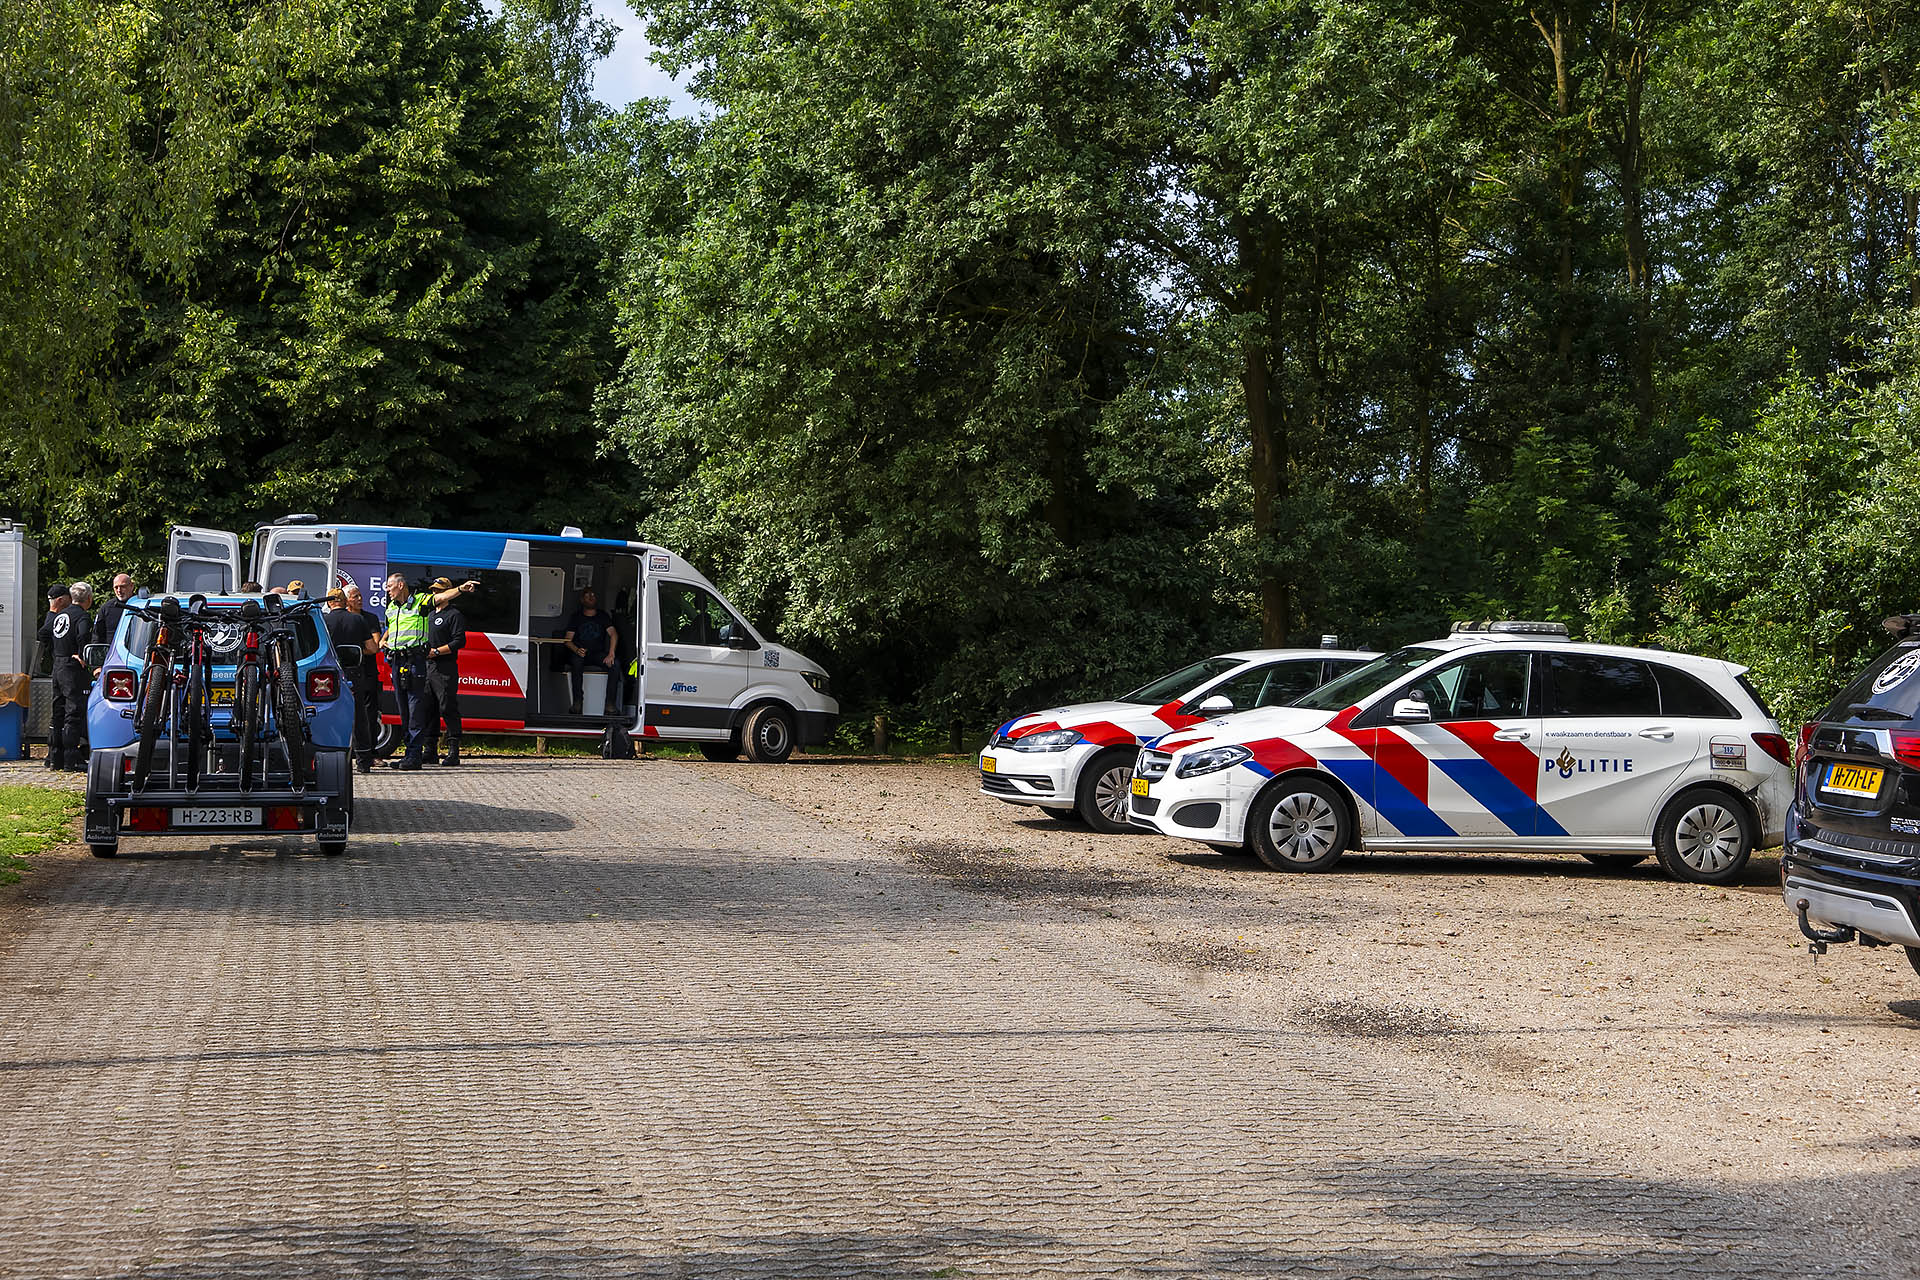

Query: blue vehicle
[[82, 593, 357, 858]]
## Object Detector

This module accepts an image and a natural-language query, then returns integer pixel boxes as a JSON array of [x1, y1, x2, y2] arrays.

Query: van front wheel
[[742, 705, 795, 763]]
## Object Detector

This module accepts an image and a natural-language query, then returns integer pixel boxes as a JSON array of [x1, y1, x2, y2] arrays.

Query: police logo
[[1873, 649, 1920, 695], [1555, 747, 1576, 778], [52, 613, 71, 639]]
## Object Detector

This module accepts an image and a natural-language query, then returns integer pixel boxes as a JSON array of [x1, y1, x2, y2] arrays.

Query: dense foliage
[[5, 0, 1918, 730]]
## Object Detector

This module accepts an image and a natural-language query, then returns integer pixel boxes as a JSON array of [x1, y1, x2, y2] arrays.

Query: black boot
[[438, 746, 460, 766]]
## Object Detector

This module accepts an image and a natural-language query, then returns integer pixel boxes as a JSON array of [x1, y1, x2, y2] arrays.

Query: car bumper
[[1783, 834, 1920, 949], [977, 743, 1097, 810], [1126, 768, 1258, 843]]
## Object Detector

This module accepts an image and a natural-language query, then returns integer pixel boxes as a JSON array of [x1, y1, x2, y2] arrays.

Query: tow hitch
[[1795, 898, 1856, 958]]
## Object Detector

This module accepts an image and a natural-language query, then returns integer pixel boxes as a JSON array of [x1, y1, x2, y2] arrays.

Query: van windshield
[[1292, 646, 1447, 712], [1824, 642, 1920, 723], [1116, 656, 1246, 705]]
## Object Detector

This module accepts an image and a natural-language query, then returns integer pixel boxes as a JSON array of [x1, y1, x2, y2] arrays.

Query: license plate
[[1131, 777, 1149, 796], [981, 756, 997, 774], [170, 807, 261, 827], [1824, 763, 1884, 798], [209, 686, 235, 706]]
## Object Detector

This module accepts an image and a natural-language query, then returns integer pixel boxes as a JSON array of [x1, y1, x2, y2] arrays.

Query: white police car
[[979, 648, 1377, 833], [1128, 622, 1793, 884]]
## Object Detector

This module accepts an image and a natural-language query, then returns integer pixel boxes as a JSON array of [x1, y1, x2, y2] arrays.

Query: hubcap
[[1675, 803, 1741, 872], [1268, 791, 1338, 863], [1095, 765, 1132, 822], [760, 719, 790, 754]]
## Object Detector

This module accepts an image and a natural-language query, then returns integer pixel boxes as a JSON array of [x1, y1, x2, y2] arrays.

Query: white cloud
[[589, 0, 698, 115]]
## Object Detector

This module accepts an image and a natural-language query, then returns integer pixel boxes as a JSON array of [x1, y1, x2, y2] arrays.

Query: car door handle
[[1492, 728, 1531, 741], [498, 645, 524, 654], [655, 653, 679, 662], [1639, 726, 1675, 740]]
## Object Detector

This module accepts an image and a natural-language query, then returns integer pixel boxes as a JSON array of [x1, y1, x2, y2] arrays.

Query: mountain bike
[[123, 595, 221, 791], [260, 594, 322, 789]]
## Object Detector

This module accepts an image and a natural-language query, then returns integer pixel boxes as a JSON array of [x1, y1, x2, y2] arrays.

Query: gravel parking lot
[[706, 754, 1920, 1263]]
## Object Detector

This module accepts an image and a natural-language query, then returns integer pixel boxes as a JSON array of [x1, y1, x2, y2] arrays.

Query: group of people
[[35, 574, 137, 771]]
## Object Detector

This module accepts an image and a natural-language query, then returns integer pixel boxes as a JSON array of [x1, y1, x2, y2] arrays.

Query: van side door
[[166, 527, 243, 595]]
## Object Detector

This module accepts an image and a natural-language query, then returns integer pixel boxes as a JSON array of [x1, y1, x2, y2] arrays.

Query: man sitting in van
[[562, 588, 618, 716]]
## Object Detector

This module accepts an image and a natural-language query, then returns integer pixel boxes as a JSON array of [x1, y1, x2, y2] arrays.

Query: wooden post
[[872, 715, 889, 754], [535, 735, 548, 756]]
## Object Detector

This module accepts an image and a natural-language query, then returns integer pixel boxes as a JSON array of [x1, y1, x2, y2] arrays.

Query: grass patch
[[0, 785, 83, 885]]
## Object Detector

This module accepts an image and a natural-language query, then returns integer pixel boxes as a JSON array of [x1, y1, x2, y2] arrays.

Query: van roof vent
[[561, 525, 584, 538]]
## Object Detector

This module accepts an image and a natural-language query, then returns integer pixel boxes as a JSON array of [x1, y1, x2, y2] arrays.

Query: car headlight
[[802, 671, 830, 695], [1175, 744, 1252, 778], [1006, 729, 1084, 752]]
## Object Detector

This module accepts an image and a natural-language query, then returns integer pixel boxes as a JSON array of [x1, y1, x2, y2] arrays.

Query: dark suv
[[1783, 619, 1920, 980]]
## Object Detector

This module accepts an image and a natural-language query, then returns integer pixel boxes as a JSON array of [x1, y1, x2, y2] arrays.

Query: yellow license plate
[[209, 686, 235, 706], [1825, 762, 1883, 798], [981, 756, 997, 774], [1131, 777, 1149, 796]]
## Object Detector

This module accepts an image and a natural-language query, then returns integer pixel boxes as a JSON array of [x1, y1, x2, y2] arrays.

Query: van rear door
[[256, 526, 337, 596], [166, 527, 242, 594]]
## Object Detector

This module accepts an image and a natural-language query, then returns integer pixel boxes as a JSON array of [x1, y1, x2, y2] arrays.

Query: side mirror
[[83, 644, 109, 669], [1390, 695, 1430, 723], [335, 645, 362, 667], [1196, 695, 1234, 715], [726, 633, 757, 651]]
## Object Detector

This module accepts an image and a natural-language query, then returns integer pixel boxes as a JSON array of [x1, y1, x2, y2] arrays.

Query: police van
[[166, 518, 838, 761]]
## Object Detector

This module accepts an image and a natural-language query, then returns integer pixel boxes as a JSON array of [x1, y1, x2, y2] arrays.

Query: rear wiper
[[1842, 705, 1909, 721]]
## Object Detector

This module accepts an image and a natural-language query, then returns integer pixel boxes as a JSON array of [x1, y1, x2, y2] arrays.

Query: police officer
[[381, 573, 476, 771], [421, 577, 468, 767], [36, 584, 91, 771]]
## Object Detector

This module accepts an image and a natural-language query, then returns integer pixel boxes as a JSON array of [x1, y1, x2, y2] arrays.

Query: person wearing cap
[[381, 572, 476, 770], [421, 577, 469, 767], [36, 583, 91, 771], [284, 579, 307, 600]]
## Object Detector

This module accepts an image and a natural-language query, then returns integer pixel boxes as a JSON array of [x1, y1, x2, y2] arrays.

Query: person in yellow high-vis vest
[[381, 573, 476, 770]]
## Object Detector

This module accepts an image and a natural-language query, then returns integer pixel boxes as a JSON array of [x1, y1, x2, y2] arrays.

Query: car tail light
[[127, 807, 168, 832], [306, 669, 338, 701], [1892, 733, 1920, 772], [103, 669, 137, 701], [1797, 722, 1818, 766], [267, 806, 301, 831], [1752, 732, 1792, 768]]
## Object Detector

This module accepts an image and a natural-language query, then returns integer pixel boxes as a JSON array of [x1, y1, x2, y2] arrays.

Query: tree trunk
[[1620, 44, 1654, 431], [1238, 220, 1290, 645]]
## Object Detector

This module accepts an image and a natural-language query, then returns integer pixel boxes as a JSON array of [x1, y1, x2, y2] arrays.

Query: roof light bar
[[1450, 620, 1571, 637]]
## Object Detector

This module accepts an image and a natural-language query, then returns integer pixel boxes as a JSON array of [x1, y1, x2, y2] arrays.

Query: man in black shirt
[[562, 588, 617, 716], [36, 584, 91, 771], [422, 578, 468, 766], [324, 583, 381, 773], [94, 574, 135, 656]]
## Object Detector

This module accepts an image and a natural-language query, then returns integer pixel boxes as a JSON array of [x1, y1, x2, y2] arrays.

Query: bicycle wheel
[[132, 657, 169, 789], [235, 662, 264, 791], [272, 639, 311, 786], [182, 655, 207, 792]]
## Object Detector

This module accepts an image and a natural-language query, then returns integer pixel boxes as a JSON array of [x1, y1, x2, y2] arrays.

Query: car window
[[1547, 654, 1660, 717], [1195, 660, 1324, 713], [388, 563, 523, 635], [658, 581, 750, 647], [123, 610, 324, 663], [1116, 656, 1245, 705], [1651, 664, 1736, 718], [1294, 646, 1446, 712], [1401, 651, 1532, 721], [1823, 642, 1920, 723], [1323, 658, 1370, 682]]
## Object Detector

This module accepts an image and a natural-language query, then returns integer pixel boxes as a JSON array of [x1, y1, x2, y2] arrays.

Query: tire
[[1582, 853, 1648, 871], [181, 658, 207, 792], [371, 717, 400, 759], [272, 641, 312, 785], [741, 704, 796, 764], [133, 664, 168, 789], [89, 843, 118, 859], [1654, 787, 1755, 885], [1908, 946, 1920, 980], [699, 743, 739, 762], [1247, 776, 1351, 873], [235, 663, 264, 791], [1075, 749, 1139, 834], [318, 839, 347, 857]]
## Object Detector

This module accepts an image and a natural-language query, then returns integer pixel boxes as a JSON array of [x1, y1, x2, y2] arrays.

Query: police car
[[1782, 614, 1920, 980], [1128, 622, 1792, 884], [979, 647, 1377, 833]]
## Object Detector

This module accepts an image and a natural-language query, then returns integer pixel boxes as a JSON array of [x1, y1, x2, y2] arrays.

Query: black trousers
[[49, 662, 87, 766], [349, 675, 379, 765], [424, 663, 462, 754]]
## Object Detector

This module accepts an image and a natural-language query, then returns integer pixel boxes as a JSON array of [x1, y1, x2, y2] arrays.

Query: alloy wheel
[[1094, 764, 1132, 824]]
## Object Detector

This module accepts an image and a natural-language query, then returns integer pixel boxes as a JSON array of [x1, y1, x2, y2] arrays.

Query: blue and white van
[[166, 518, 839, 761]]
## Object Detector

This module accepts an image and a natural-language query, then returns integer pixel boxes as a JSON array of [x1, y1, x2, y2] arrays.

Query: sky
[[587, 0, 697, 113]]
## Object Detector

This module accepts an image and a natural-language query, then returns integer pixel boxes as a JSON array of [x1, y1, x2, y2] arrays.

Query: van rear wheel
[[742, 705, 795, 763]]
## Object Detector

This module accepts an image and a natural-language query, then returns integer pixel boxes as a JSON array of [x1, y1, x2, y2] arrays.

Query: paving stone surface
[[0, 761, 1889, 1278]]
